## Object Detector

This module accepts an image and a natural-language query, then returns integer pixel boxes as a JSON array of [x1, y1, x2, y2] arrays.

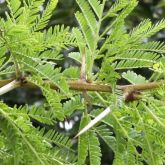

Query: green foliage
[[122, 71, 147, 84], [0, 0, 165, 164], [63, 95, 84, 116], [78, 114, 90, 165], [33, 0, 58, 31], [0, 102, 75, 165], [77, 114, 102, 165], [29, 76, 64, 120]]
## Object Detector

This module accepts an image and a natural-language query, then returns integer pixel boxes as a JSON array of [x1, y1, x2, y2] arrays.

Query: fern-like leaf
[[130, 19, 165, 40], [113, 51, 161, 70], [76, 0, 97, 34], [6, 0, 21, 22], [0, 65, 15, 76], [88, 0, 103, 19], [78, 114, 90, 165], [39, 128, 74, 152], [131, 41, 165, 54], [144, 19, 165, 38], [63, 95, 84, 116], [45, 25, 76, 49], [17, 105, 55, 125], [28, 76, 64, 120], [75, 12, 95, 52], [88, 130, 101, 165], [63, 66, 80, 79], [130, 19, 152, 38], [72, 28, 86, 53], [104, 0, 129, 18], [25, 0, 45, 27], [33, 0, 58, 31], [96, 125, 116, 152]]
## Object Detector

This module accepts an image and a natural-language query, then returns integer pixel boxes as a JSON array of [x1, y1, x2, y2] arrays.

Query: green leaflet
[[75, 12, 95, 52], [28, 76, 64, 120], [63, 95, 84, 116], [6, 0, 21, 22], [38, 128, 75, 154], [96, 125, 116, 152], [76, 0, 98, 34], [131, 41, 165, 54], [78, 114, 101, 165], [130, 19, 152, 38], [0, 66, 15, 77], [144, 19, 165, 38], [63, 66, 80, 79], [68, 52, 82, 63], [122, 71, 147, 84], [44, 25, 76, 49], [25, 0, 45, 28], [16, 52, 68, 94], [88, 0, 103, 19], [104, 0, 129, 18], [112, 51, 161, 70], [88, 130, 101, 165], [130, 18, 165, 40], [0, 0, 74, 82], [17, 105, 55, 125], [32, 0, 58, 31], [72, 28, 86, 52], [78, 114, 90, 165]]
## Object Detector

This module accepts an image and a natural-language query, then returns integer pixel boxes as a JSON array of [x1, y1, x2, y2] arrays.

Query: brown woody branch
[[0, 79, 164, 101]]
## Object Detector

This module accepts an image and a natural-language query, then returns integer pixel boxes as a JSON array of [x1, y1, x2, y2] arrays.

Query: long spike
[[74, 107, 111, 138]]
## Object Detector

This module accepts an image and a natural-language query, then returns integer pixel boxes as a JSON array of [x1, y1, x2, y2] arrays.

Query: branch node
[[124, 90, 141, 102]]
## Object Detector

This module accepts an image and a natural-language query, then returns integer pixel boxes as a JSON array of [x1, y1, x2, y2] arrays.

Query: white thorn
[[75, 107, 111, 138]]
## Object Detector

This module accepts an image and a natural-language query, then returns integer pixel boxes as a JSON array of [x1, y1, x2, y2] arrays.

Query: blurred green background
[[0, 0, 165, 164]]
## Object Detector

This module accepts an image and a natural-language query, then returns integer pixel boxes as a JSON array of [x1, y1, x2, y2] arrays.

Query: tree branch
[[0, 79, 164, 101], [119, 81, 165, 92]]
